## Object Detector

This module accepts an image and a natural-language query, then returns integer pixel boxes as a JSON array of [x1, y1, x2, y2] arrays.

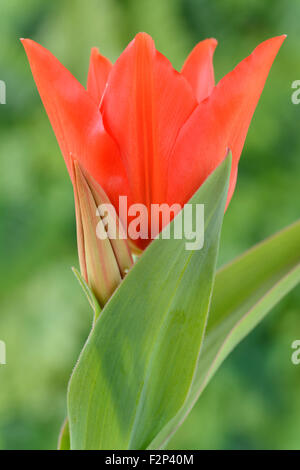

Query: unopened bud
[[73, 161, 133, 307]]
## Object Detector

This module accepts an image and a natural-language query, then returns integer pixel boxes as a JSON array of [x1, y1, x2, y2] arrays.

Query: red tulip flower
[[22, 33, 285, 251]]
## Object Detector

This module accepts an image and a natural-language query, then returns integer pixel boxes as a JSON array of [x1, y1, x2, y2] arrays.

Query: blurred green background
[[0, 0, 299, 450]]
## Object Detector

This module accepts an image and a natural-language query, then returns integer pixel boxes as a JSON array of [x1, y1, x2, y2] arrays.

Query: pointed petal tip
[[206, 37, 218, 47], [20, 38, 48, 59], [265, 34, 287, 48], [89, 46, 106, 59], [133, 32, 154, 47], [280, 34, 287, 44], [135, 31, 153, 39], [20, 38, 29, 49], [244, 34, 286, 67], [89, 47, 100, 59], [20, 38, 35, 48], [182, 37, 218, 102], [275, 34, 287, 44], [126, 33, 155, 59], [192, 37, 218, 51]]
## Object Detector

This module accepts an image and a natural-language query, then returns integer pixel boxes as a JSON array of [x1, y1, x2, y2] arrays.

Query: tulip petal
[[181, 38, 217, 103], [168, 35, 286, 208], [22, 39, 128, 210], [87, 47, 112, 106], [101, 32, 197, 208]]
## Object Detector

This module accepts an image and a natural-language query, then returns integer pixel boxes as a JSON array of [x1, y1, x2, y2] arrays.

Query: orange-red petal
[[181, 38, 217, 103], [168, 35, 286, 208], [21, 39, 128, 210], [87, 47, 112, 106], [101, 32, 197, 209]]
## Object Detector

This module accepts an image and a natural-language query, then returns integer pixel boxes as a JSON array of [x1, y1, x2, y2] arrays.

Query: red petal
[[101, 32, 197, 209], [22, 39, 127, 210], [181, 38, 217, 103], [87, 47, 112, 106], [168, 35, 286, 208]]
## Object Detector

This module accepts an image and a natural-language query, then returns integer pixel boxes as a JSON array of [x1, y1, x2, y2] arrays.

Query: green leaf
[[67, 156, 231, 450], [149, 219, 300, 449], [57, 417, 70, 450], [57, 269, 103, 448]]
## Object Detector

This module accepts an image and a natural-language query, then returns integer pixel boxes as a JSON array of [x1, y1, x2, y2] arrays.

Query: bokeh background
[[0, 0, 299, 450]]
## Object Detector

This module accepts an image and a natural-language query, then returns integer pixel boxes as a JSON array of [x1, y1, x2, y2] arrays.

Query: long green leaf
[[67, 157, 231, 450], [149, 219, 300, 449], [57, 269, 102, 450]]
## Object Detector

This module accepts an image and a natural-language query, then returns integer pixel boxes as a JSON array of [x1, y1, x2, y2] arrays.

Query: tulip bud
[[72, 161, 133, 307]]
